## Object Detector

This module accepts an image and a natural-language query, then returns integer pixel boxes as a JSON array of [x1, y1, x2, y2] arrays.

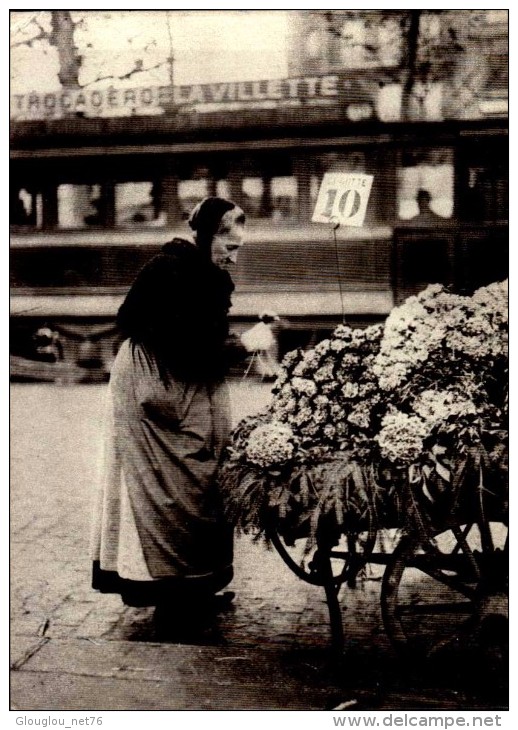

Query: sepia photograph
[[9, 6, 509, 716]]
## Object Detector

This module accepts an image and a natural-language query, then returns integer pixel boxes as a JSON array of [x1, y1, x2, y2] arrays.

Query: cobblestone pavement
[[10, 382, 508, 711], [11, 381, 383, 649]]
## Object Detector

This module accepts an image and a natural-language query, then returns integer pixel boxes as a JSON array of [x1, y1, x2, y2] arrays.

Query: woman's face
[[210, 207, 245, 270]]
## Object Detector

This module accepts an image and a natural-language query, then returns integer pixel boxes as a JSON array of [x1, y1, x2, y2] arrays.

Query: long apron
[[91, 339, 233, 605]]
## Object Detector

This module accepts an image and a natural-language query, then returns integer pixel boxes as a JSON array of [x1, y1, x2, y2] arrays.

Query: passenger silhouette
[[414, 189, 442, 223]]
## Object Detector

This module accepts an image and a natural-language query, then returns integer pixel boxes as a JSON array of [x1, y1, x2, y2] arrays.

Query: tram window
[[216, 180, 231, 199], [463, 164, 508, 223], [397, 148, 453, 222], [242, 177, 263, 218], [11, 188, 35, 227], [57, 184, 103, 228], [271, 177, 298, 220], [178, 179, 209, 218], [460, 143, 508, 223], [240, 175, 298, 220], [115, 182, 166, 226]]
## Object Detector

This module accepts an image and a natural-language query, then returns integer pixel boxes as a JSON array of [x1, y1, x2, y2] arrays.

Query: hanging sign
[[312, 172, 374, 227]]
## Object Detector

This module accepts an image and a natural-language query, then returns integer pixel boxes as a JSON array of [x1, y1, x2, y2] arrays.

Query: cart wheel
[[269, 527, 376, 588], [269, 526, 377, 655], [381, 521, 508, 660]]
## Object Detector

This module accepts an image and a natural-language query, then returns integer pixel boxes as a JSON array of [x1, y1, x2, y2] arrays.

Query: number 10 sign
[[312, 172, 374, 227]]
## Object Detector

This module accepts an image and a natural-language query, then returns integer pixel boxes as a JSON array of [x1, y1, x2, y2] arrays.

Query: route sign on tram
[[312, 172, 374, 227]]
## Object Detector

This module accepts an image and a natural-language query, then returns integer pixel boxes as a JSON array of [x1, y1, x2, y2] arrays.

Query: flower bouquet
[[219, 280, 508, 545]]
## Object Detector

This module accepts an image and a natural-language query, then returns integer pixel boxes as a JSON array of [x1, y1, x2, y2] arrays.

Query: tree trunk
[[50, 10, 80, 89], [401, 10, 422, 121]]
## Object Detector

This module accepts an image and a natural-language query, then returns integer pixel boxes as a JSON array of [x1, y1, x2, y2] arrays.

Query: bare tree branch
[[10, 12, 51, 49], [10, 11, 46, 38], [82, 59, 168, 87], [10, 30, 49, 49]]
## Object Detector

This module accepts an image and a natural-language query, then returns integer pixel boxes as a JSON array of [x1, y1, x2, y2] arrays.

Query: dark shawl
[[117, 238, 245, 382]]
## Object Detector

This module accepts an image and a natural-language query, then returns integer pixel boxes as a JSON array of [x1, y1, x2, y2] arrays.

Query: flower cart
[[219, 281, 509, 659]]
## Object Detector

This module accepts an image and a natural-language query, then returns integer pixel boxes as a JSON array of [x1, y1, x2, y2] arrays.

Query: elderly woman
[[91, 197, 248, 636]]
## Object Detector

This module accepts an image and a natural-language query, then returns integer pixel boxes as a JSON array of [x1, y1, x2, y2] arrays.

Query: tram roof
[[10, 113, 508, 160]]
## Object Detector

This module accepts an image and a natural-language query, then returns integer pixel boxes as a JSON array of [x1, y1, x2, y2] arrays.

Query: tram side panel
[[10, 231, 394, 380]]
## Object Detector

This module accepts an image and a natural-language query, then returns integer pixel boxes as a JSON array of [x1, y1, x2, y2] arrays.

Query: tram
[[10, 76, 508, 380]]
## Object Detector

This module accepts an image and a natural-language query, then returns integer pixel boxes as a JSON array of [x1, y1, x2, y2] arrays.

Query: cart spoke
[[414, 564, 477, 599], [449, 523, 473, 555], [451, 525, 481, 580], [478, 518, 495, 555]]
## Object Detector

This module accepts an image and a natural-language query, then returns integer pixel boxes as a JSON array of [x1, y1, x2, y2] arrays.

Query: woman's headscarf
[[188, 197, 238, 259]]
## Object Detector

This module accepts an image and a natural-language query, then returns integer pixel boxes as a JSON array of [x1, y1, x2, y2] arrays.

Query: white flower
[[416, 283, 445, 304], [413, 389, 477, 426], [304, 351, 321, 369], [364, 323, 383, 341], [243, 281, 507, 471], [299, 396, 310, 410], [340, 353, 360, 369], [275, 370, 288, 388], [300, 422, 319, 437], [333, 324, 354, 341], [372, 287, 470, 388], [279, 383, 293, 398], [336, 422, 348, 436], [293, 361, 309, 377], [314, 339, 331, 356], [323, 424, 336, 439], [293, 407, 313, 427], [281, 397, 297, 415], [376, 410, 428, 464], [377, 363, 409, 391], [341, 381, 359, 399], [446, 331, 491, 359], [358, 383, 374, 398], [473, 279, 508, 327], [282, 349, 301, 367], [245, 422, 296, 468], [314, 363, 335, 382], [330, 404, 346, 419], [352, 328, 366, 345], [348, 406, 370, 429], [330, 338, 347, 352], [292, 377, 318, 397]]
